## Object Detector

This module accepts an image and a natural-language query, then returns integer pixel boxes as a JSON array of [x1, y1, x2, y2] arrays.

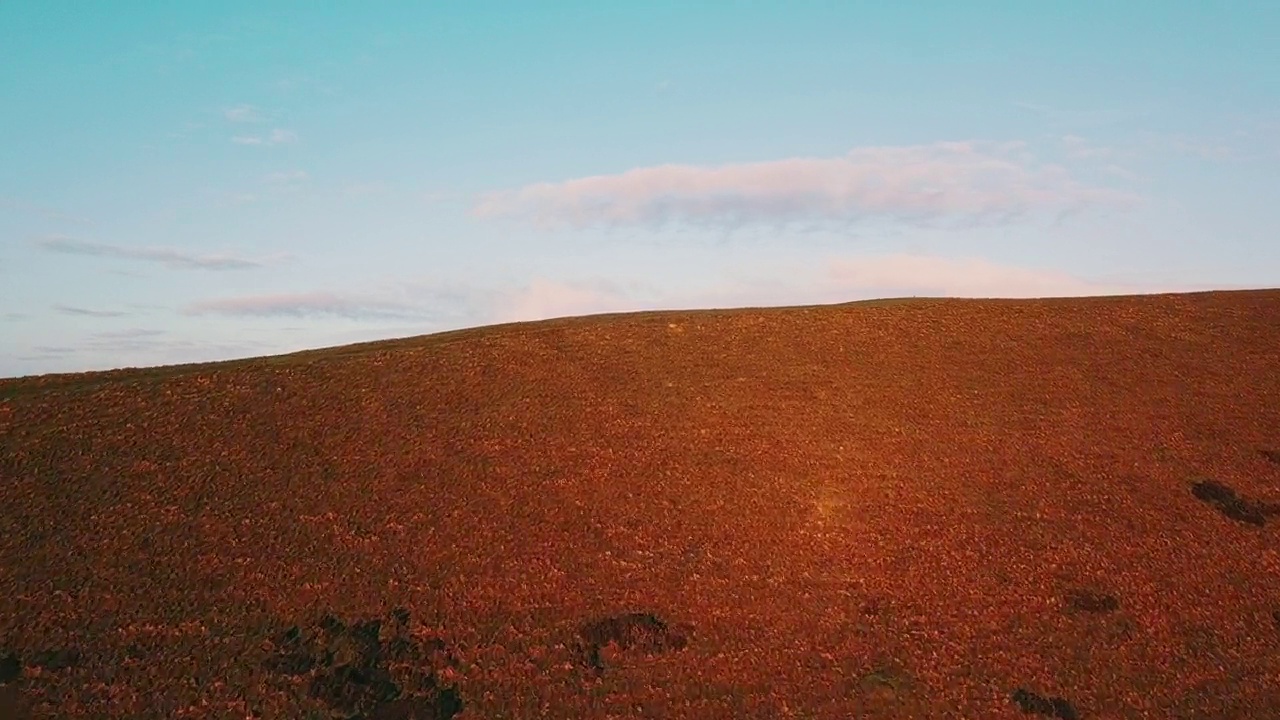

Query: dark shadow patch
[[1063, 588, 1119, 614], [1190, 479, 1279, 527], [319, 612, 346, 635], [124, 642, 145, 661], [260, 607, 463, 719], [391, 606, 411, 627], [261, 625, 315, 676], [861, 598, 885, 617], [26, 647, 80, 672], [366, 690, 465, 720], [856, 662, 918, 711], [577, 612, 693, 672], [1012, 688, 1079, 719], [0, 653, 19, 685], [1261, 450, 1280, 466], [1272, 609, 1280, 631]]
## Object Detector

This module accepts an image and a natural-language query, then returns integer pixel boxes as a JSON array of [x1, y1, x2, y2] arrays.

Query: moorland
[[2, 289, 1279, 719]]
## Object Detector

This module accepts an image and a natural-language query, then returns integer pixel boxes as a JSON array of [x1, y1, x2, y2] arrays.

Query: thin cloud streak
[[184, 292, 428, 320], [36, 236, 270, 270], [223, 104, 262, 122], [10, 337, 275, 376], [232, 128, 298, 146], [53, 304, 128, 318], [92, 328, 166, 339], [474, 141, 1140, 231]]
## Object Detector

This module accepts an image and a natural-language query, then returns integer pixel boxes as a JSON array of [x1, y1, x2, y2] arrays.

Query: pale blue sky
[[2, 2, 1278, 377]]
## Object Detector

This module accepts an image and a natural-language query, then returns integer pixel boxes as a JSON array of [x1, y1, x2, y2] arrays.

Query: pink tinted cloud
[[473, 142, 1139, 230], [823, 254, 1140, 298], [492, 279, 640, 323]]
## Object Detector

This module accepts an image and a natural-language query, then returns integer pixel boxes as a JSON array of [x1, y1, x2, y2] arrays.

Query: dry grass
[[1, 289, 1279, 719]]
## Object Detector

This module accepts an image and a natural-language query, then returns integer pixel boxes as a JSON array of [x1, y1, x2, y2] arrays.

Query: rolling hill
[[2, 289, 1279, 719]]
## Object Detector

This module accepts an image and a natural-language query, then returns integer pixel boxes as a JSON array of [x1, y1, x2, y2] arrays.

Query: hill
[[2, 289, 1279, 719]]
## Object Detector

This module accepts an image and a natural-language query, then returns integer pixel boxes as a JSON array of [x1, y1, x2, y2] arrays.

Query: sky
[[2, 1, 1278, 378]]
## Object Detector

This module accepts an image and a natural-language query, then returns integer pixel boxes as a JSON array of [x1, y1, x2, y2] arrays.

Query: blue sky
[[2, 2, 1278, 378]]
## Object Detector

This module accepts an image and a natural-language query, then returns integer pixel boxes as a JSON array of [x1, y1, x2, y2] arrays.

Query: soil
[[2, 289, 1280, 718]]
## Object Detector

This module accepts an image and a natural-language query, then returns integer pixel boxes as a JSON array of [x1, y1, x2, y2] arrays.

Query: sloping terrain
[[2, 289, 1279, 719]]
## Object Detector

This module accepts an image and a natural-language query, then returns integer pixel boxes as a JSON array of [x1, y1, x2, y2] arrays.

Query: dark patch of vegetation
[[1190, 479, 1279, 526], [26, 647, 81, 671], [859, 664, 911, 697], [363, 695, 465, 720], [262, 625, 316, 676], [260, 608, 463, 719], [0, 652, 18, 685], [1261, 450, 1280, 466], [1063, 588, 1119, 614], [578, 612, 692, 672], [1011, 687, 1079, 719]]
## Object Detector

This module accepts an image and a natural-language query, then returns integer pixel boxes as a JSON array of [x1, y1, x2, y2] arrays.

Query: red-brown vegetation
[[2, 289, 1279, 718]]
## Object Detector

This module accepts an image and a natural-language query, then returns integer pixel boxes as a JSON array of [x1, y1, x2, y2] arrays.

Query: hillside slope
[[2, 290, 1280, 719]]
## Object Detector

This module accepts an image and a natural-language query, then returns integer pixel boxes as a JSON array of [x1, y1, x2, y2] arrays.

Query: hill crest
[[2, 288, 1279, 718]]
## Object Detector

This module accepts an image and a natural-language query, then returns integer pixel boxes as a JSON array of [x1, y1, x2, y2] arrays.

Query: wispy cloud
[[78, 329, 179, 355], [92, 328, 166, 339], [36, 235, 272, 270], [184, 292, 428, 320], [10, 336, 274, 376], [474, 141, 1139, 231], [232, 128, 298, 146], [53, 304, 128, 318], [223, 104, 262, 122]]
